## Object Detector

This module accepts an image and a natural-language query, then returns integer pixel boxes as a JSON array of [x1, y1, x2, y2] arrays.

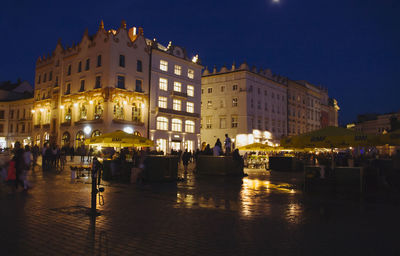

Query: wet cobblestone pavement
[[1, 163, 400, 256]]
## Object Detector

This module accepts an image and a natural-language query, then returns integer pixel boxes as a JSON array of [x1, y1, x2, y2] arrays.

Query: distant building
[[0, 80, 34, 147], [147, 39, 202, 153], [348, 111, 400, 135], [201, 63, 287, 147]]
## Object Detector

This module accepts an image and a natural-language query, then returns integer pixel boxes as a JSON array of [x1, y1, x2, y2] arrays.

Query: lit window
[[158, 96, 167, 108], [188, 69, 194, 79], [185, 120, 195, 133], [173, 99, 181, 111], [187, 85, 194, 97], [232, 98, 238, 107], [207, 87, 212, 93], [174, 65, 182, 75], [174, 82, 182, 92], [156, 116, 168, 130], [231, 116, 238, 128], [207, 100, 212, 109], [186, 102, 194, 113], [160, 60, 168, 71], [206, 116, 212, 129], [159, 78, 168, 91], [171, 118, 182, 132]]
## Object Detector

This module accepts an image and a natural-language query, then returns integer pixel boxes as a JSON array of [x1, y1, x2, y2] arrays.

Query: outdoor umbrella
[[85, 130, 154, 147], [280, 126, 378, 149], [238, 143, 281, 152], [378, 130, 400, 146]]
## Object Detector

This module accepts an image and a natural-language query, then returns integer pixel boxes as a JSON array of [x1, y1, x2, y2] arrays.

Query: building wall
[[0, 98, 34, 148], [201, 64, 287, 147], [149, 45, 202, 153]]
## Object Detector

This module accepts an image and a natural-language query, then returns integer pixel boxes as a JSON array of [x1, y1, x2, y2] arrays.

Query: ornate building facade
[[32, 21, 149, 147]]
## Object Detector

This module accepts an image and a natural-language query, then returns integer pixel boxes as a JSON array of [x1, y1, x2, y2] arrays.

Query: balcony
[[112, 119, 144, 126], [74, 119, 103, 125], [157, 107, 200, 118], [42, 124, 50, 129], [170, 91, 187, 98], [34, 124, 41, 129], [61, 121, 71, 127]]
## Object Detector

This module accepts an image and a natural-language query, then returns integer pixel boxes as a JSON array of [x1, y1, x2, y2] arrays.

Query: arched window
[[156, 116, 168, 130], [113, 101, 124, 119], [62, 132, 71, 145], [91, 130, 102, 137], [132, 103, 141, 122], [44, 132, 50, 143], [79, 103, 88, 120], [133, 131, 141, 136], [65, 105, 72, 121], [171, 118, 182, 132], [75, 131, 85, 147], [94, 100, 103, 119], [35, 134, 40, 146], [185, 120, 195, 133]]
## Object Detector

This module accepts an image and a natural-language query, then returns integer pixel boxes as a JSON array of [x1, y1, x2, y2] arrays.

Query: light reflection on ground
[[175, 168, 303, 222]]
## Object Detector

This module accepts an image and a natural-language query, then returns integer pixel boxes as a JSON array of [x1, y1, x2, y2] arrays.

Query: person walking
[[224, 134, 232, 155], [13, 141, 25, 190], [182, 149, 190, 174], [22, 145, 33, 190], [70, 146, 75, 162]]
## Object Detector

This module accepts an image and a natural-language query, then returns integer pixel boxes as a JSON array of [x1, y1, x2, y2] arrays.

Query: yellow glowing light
[[89, 100, 93, 104], [192, 54, 199, 63], [39, 108, 44, 112], [141, 103, 145, 108], [96, 145, 102, 151], [123, 100, 127, 105], [60, 105, 64, 109], [74, 103, 78, 107], [31, 109, 35, 113]]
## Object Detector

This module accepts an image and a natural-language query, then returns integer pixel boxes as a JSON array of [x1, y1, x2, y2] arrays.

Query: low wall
[[196, 155, 244, 176], [144, 156, 178, 182]]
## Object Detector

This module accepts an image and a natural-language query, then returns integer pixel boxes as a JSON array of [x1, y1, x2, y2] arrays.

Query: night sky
[[1, 0, 399, 125]]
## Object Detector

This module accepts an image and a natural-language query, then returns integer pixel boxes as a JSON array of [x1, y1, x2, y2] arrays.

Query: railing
[[157, 107, 200, 118], [170, 91, 188, 98]]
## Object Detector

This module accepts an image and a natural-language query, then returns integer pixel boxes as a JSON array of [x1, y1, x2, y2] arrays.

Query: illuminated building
[[32, 20, 149, 147], [0, 80, 34, 148], [201, 63, 287, 147], [287, 80, 338, 135], [147, 39, 202, 153]]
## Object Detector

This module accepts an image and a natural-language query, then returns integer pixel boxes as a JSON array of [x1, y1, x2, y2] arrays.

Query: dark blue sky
[[1, 0, 399, 124]]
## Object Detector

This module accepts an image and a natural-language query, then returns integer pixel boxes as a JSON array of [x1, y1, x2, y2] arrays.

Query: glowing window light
[[123, 127, 134, 134]]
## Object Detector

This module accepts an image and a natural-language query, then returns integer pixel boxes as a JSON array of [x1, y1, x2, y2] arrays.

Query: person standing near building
[[182, 149, 190, 174], [13, 141, 25, 189], [224, 134, 232, 155]]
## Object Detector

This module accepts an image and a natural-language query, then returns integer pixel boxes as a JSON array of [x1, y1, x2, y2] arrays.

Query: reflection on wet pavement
[[174, 168, 304, 224], [2, 165, 400, 255]]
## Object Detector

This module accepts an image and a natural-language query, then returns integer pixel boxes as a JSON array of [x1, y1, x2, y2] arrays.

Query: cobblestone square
[[1, 163, 399, 256]]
